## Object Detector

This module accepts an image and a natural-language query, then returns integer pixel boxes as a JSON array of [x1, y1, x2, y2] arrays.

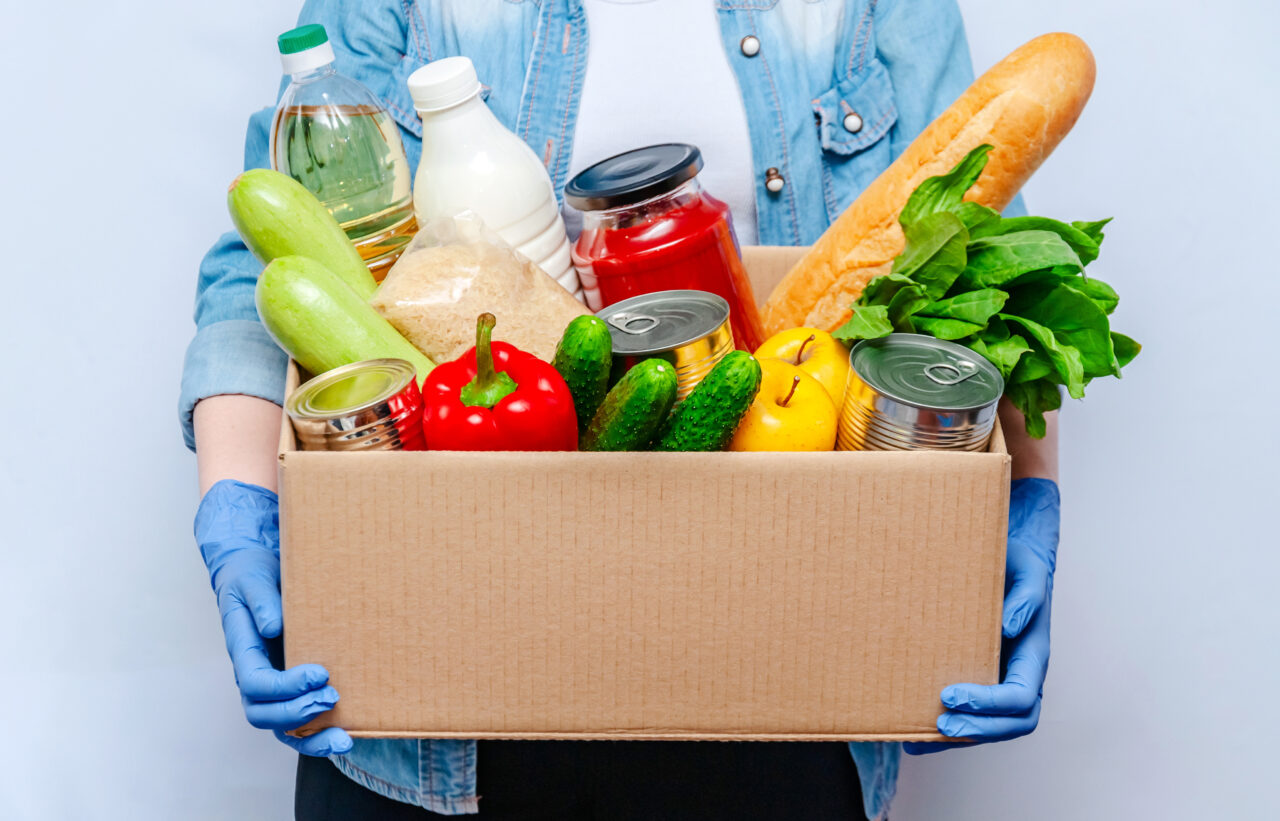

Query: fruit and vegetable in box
[[230, 149, 1138, 453], [228, 32, 1137, 454]]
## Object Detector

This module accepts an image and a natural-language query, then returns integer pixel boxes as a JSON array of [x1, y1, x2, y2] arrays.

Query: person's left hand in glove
[[905, 477, 1060, 754], [196, 479, 353, 757]]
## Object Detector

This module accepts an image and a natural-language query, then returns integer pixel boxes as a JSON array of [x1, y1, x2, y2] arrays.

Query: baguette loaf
[[762, 33, 1096, 336]]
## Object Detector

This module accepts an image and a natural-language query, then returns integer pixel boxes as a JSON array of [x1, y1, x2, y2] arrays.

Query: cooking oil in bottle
[[271, 25, 416, 280]]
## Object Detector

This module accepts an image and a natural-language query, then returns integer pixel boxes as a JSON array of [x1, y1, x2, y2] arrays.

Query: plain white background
[[2, 1, 1276, 818]]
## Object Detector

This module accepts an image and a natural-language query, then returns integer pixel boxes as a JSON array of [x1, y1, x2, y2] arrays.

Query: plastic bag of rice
[[371, 213, 588, 363]]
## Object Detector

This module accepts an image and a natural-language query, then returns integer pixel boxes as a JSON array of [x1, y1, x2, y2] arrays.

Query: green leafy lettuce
[[834, 145, 1140, 438]]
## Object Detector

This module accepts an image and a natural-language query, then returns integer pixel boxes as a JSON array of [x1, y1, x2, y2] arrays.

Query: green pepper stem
[[795, 334, 816, 365], [460, 313, 519, 408], [474, 313, 498, 383], [779, 375, 802, 408]]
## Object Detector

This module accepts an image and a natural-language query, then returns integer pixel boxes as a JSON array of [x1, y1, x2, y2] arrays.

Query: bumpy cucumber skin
[[552, 315, 613, 434], [228, 168, 377, 300], [580, 359, 678, 452], [652, 351, 762, 452], [255, 255, 434, 381]]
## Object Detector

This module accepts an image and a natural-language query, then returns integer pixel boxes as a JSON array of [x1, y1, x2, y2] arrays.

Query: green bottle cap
[[278, 24, 329, 55]]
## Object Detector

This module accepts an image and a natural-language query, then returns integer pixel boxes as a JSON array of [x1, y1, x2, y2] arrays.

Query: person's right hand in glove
[[195, 479, 353, 756]]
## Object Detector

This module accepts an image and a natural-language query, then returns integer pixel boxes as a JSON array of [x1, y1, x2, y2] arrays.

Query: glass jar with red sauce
[[565, 144, 765, 352]]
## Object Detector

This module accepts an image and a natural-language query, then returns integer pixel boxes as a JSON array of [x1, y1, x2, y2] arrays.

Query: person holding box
[[184, 1, 1064, 818]]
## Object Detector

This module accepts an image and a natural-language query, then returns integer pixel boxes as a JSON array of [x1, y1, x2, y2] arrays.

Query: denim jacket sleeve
[[874, 0, 1026, 216]]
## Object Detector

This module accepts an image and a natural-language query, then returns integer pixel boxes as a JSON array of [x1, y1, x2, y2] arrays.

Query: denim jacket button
[[764, 167, 785, 193], [843, 111, 864, 134], [740, 35, 761, 57]]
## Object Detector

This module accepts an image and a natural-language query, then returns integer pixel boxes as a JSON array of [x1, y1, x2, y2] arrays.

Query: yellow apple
[[729, 359, 838, 452], [753, 327, 850, 406]]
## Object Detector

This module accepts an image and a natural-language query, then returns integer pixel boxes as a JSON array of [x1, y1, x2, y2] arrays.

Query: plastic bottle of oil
[[270, 24, 416, 281]]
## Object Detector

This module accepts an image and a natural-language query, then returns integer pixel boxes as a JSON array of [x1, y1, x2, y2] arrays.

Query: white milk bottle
[[406, 57, 579, 298]]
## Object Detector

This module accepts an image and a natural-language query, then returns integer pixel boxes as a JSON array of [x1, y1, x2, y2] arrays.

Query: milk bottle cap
[[408, 57, 483, 113]]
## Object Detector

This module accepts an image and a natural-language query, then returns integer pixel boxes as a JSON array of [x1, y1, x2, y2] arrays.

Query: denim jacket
[[182, 2, 1018, 817]]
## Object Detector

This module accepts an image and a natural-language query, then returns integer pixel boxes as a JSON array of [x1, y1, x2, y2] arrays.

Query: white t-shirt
[[565, 0, 758, 245]]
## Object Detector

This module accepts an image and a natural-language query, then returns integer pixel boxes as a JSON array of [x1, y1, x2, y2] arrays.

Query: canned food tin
[[286, 358, 426, 452], [596, 290, 734, 399], [837, 334, 1004, 452]]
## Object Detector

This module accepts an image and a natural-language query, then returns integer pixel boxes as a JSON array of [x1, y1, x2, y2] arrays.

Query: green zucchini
[[228, 168, 377, 300], [552, 315, 614, 434], [652, 352, 762, 452], [255, 255, 434, 381], [580, 359, 678, 452]]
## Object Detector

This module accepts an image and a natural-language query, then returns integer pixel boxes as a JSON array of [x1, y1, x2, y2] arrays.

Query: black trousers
[[296, 740, 868, 820]]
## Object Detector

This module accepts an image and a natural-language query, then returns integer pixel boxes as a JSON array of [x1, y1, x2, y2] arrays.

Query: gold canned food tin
[[286, 358, 426, 452], [596, 290, 734, 399], [837, 334, 1004, 452]]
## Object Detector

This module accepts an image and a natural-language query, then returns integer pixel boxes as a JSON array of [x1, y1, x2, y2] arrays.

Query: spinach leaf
[[967, 330, 1031, 380], [899, 145, 991, 227], [888, 284, 930, 331], [893, 211, 969, 300], [1000, 313, 1087, 398], [833, 305, 894, 343], [972, 216, 1102, 265], [981, 316, 1013, 341], [1006, 379, 1063, 439], [1010, 347, 1054, 384], [960, 231, 1084, 289], [918, 289, 1007, 325], [955, 202, 1001, 232], [1072, 218, 1113, 246], [855, 273, 930, 332], [913, 315, 984, 340], [1112, 333, 1142, 369], [1005, 282, 1118, 378], [989, 266, 1077, 294], [849, 271, 931, 330], [1065, 277, 1119, 315], [857, 273, 918, 306]]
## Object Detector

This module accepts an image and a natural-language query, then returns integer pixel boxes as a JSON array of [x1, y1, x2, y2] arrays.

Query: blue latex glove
[[905, 477, 1060, 754], [195, 479, 353, 756]]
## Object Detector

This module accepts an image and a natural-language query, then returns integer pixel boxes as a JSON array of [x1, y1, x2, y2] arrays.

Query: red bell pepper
[[422, 313, 578, 451]]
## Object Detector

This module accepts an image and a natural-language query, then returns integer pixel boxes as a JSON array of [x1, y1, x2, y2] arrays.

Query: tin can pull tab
[[923, 362, 978, 386], [607, 312, 660, 335]]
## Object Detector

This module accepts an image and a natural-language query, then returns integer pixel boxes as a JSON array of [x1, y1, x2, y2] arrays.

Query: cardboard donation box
[[279, 246, 1011, 742]]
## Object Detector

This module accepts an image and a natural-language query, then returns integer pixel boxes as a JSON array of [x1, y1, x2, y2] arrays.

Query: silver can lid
[[850, 334, 1004, 412], [287, 358, 417, 419], [596, 290, 730, 356]]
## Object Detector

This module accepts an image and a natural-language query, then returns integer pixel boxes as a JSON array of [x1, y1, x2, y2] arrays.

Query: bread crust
[[762, 33, 1097, 336]]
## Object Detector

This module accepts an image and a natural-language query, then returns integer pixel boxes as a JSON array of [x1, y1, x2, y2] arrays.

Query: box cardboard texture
[[280, 246, 1010, 742]]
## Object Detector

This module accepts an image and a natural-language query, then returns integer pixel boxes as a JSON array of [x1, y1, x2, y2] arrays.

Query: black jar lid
[[564, 143, 703, 211]]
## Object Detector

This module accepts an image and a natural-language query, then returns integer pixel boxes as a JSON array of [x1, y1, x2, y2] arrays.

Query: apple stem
[[779, 375, 802, 408], [795, 334, 816, 364]]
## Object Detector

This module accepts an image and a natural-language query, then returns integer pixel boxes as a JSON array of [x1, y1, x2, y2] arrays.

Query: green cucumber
[[255, 255, 434, 381], [228, 168, 377, 300], [580, 359, 678, 452], [552, 315, 614, 434], [652, 352, 762, 452]]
